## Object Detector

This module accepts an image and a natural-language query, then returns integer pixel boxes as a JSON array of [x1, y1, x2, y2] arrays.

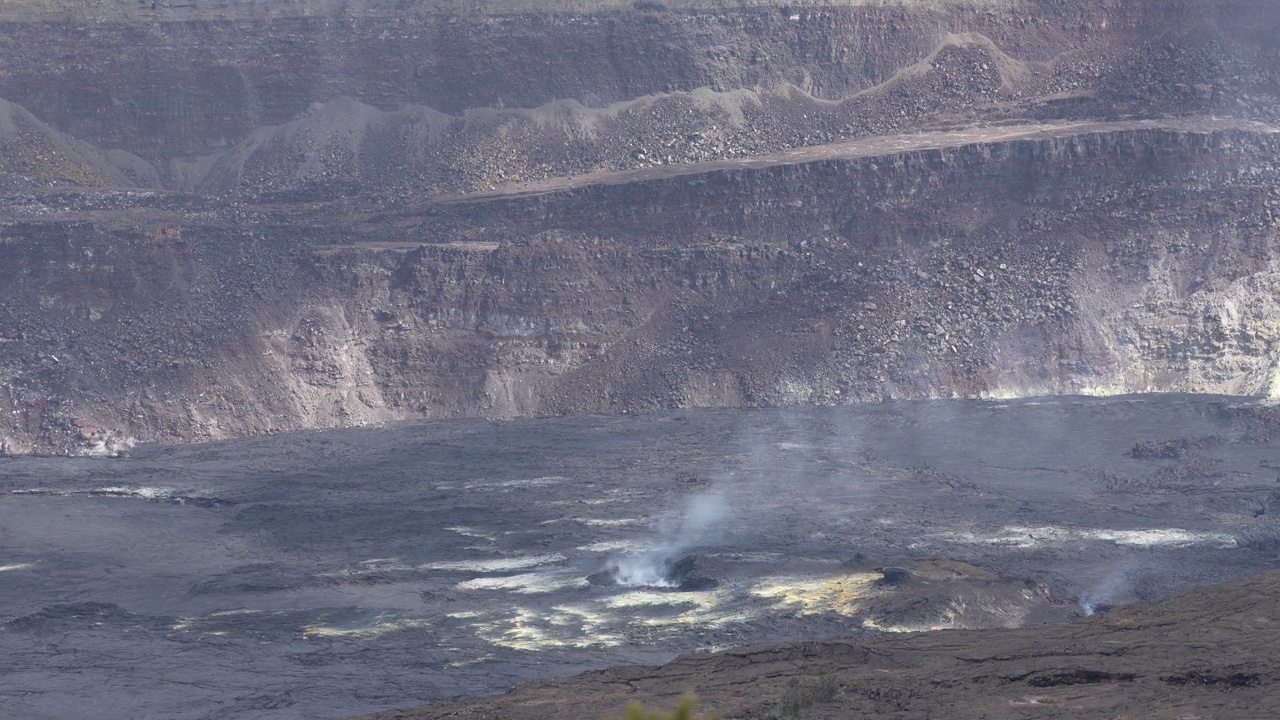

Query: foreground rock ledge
[[355, 569, 1280, 720]]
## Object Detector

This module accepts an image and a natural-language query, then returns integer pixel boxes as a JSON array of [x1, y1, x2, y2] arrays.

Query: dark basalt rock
[[586, 570, 616, 587], [5, 603, 172, 635], [665, 554, 720, 591], [874, 567, 914, 588]]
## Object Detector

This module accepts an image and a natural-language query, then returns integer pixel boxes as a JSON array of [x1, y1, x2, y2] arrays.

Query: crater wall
[[3, 120, 1278, 454], [0, 0, 1266, 160]]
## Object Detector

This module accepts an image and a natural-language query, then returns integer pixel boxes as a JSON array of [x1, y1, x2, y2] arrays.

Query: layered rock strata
[[3, 118, 1279, 454]]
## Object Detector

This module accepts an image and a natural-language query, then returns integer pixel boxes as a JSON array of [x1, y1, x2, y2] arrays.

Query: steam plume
[[1081, 562, 1135, 615], [608, 492, 727, 587]]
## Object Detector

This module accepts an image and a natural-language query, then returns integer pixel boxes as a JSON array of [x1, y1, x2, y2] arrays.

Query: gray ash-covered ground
[[2, 395, 1279, 720]]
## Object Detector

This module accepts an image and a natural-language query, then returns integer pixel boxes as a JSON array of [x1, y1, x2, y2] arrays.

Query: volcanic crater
[[2, 1, 1280, 719]]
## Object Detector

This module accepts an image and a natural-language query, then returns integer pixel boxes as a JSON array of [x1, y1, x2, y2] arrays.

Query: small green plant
[[812, 674, 841, 703], [779, 679, 811, 719], [605, 693, 721, 720], [776, 675, 844, 719]]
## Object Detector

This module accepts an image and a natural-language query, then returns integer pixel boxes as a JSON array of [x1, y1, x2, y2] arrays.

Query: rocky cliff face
[[4, 118, 1279, 455], [0, 0, 1274, 163], [0, 0, 1278, 454]]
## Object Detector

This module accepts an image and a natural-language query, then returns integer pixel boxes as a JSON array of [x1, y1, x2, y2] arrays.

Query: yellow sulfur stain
[[861, 617, 945, 633], [602, 590, 718, 610], [473, 607, 624, 650], [597, 589, 752, 628], [750, 573, 880, 616]]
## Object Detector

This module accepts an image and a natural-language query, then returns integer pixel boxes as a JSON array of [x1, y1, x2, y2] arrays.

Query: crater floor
[[1, 395, 1278, 720]]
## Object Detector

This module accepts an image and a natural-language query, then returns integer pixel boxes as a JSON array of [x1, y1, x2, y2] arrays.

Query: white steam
[[608, 492, 727, 587], [1080, 562, 1135, 615], [604, 411, 867, 588]]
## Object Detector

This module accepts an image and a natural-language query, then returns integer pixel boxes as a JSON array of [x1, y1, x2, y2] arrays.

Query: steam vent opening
[[3, 0, 1280, 718], [593, 553, 721, 591]]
